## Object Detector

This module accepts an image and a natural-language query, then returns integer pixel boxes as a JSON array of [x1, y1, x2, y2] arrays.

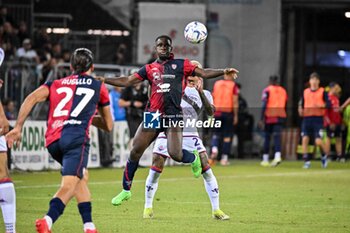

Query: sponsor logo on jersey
[[52, 120, 64, 129], [162, 74, 175, 79], [63, 119, 82, 125], [156, 83, 171, 93], [52, 119, 82, 128]]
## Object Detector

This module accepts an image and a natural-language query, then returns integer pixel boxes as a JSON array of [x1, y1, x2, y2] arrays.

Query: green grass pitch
[[2, 160, 350, 233]]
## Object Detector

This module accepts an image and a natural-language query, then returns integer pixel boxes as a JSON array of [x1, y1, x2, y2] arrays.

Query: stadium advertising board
[[11, 121, 103, 171]]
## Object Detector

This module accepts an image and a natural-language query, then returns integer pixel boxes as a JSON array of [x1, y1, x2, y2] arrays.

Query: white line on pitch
[[16, 196, 350, 210], [15, 170, 349, 189]]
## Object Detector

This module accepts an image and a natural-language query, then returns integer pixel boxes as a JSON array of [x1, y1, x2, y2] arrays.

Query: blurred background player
[[235, 83, 253, 159], [100, 35, 238, 206], [324, 82, 344, 162], [95, 85, 125, 167], [341, 97, 350, 161], [3, 98, 16, 120], [109, 86, 126, 122], [6, 48, 113, 233], [298, 72, 330, 169], [0, 79, 16, 233], [259, 75, 287, 167], [209, 70, 239, 165], [144, 61, 229, 220], [119, 79, 148, 144]]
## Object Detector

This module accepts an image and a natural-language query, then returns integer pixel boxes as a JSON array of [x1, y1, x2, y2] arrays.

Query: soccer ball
[[184, 21, 207, 44]]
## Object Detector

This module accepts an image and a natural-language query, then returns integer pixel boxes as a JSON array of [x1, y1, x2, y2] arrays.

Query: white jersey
[[159, 87, 213, 137]]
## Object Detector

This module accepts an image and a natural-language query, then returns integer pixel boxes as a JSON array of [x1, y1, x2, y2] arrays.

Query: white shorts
[[0, 136, 7, 152], [153, 135, 206, 158]]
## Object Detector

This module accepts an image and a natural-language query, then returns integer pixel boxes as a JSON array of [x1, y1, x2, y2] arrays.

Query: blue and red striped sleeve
[[99, 83, 110, 107], [135, 65, 147, 81], [42, 81, 53, 100], [43, 80, 53, 89], [183, 59, 197, 76]]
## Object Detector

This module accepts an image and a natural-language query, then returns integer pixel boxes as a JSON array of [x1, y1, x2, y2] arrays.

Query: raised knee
[[170, 153, 182, 162], [168, 148, 182, 162]]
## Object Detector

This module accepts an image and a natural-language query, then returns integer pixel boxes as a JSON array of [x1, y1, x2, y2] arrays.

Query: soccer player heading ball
[[99, 35, 238, 206]]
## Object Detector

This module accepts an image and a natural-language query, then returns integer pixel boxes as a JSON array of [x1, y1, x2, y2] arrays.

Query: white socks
[[202, 169, 219, 211], [262, 154, 269, 162], [274, 152, 281, 160], [144, 167, 221, 212], [84, 222, 96, 231], [0, 182, 16, 233], [144, 169, 161, 208], [44, 215, 53, 229]]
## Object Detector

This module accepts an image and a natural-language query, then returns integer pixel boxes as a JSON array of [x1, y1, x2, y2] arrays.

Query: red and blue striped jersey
[[43, 74, 109, 146], [135, 56, 196, 115]]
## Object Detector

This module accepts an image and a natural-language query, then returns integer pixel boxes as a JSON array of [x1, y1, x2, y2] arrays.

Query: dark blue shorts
[[326, 125, 342, 138], [264, 123, 283, 135], [301, 117, 324, 139], [47, 134, 90, 179]]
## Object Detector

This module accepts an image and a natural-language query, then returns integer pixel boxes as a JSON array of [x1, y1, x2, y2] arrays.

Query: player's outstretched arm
[[98, 74, 142, 87], [93, 105, 113, 132], [6, 86, 49, 148], [195, 78, 214, 116], [194, 67, 239, 80], [199, 91, 214, 116]]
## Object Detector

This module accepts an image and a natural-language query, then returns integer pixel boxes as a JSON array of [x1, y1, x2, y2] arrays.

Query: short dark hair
[[329, 82, 338, 88], [310, 72, 320, 80], [155, 35, 172, 44], [70, 48, 93, 74], [269, 75, 279, 84]]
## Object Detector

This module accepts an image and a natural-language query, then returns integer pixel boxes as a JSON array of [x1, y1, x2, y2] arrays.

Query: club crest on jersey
[[172, 64, 177, 70]]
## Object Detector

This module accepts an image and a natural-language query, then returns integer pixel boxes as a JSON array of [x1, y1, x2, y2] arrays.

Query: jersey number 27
[[53, 87, 95, 117]]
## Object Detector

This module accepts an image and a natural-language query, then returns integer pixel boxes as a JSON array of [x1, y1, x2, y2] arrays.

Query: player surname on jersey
[[61, 78, 93, 85]]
